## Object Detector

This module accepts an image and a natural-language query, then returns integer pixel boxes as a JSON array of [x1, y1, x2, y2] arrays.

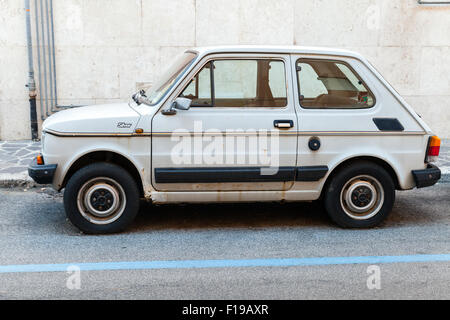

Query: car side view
[[28, 46, 442, 234]]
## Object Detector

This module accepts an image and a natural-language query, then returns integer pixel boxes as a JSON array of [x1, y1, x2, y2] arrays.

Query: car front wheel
[[64, 162, 140, 234], [324, 161, 395, 228]]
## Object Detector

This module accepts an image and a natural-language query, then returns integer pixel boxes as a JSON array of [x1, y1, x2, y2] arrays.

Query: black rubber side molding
[[155, 166, 329, 183], [296, 166, 329, 181], [373, 118, 404, 131], [155, 167, 296, 183]]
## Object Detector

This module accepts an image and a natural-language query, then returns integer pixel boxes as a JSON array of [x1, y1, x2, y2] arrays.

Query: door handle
[[274, 120, 294, 129]]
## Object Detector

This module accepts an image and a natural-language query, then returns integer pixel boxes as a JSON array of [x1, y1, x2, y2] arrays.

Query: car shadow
[[127, 184, 449, 233], [130, 200, 331, 232], [30, 184, 447, 236]]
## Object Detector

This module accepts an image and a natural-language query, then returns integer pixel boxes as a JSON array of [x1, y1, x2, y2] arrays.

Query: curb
[[0, 174, 37, 188], [0, 179, 37, 188], [0, 171, 37, 188]]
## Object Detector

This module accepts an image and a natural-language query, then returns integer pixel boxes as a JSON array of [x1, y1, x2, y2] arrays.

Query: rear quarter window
[[296, 58, 375, 109]]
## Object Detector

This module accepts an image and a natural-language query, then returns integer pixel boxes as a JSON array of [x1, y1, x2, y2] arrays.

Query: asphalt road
[[0, 182, 449, 300]]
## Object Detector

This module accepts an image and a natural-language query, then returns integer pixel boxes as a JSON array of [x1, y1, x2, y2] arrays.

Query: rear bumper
[[412, 164, 441, 188], [28, 158, 57, 184]]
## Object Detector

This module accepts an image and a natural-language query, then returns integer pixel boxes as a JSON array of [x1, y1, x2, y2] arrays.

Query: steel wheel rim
[[340, 175, 384, 220], [77, 177, 126, 225]]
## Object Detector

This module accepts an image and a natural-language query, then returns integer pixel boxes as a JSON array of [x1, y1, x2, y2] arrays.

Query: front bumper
[[28, 157, 57, 184], [412, 164, 441, 188]]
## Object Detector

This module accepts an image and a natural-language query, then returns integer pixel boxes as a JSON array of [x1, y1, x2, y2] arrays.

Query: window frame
[[295, 58, 377, 110], [147, 51, 198, 106], [179, 61, 215, 107], [177, 57, 289, 109]]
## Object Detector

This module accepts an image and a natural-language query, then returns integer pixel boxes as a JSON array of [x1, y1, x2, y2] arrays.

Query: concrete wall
[[0, 0, 31, 140], [0, 0, 449, 140]]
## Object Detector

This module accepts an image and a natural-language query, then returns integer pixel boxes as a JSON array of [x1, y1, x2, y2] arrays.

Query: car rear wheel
[[324, 161, 395, 228], [64, 162, 140, 234]]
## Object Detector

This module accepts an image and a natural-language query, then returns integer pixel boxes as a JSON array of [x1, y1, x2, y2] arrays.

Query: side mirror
[[132, 89, 147, 105], [162, 97, 192, 115], [174, 97, 192, 110]]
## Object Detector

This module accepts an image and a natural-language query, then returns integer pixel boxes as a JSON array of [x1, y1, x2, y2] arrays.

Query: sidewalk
[[0, 140, 42, 187], [0, 139, 449, 188]]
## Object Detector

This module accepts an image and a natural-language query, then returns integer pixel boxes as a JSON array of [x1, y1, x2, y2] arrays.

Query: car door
[[151, 53, 298, 192], [291, 54, 381, 190]]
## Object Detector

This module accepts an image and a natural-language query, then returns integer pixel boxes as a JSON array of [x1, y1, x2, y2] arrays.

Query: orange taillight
[[427, 136, 441, 162], [36, 154, 44, 165]]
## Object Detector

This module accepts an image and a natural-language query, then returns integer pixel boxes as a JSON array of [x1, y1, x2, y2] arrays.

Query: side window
[[179, 59, 287, 108], [214, 60, 257, 107], [268, 61, 287, 100], [180, 62, 212, 106], [297, 59, 375, 109]]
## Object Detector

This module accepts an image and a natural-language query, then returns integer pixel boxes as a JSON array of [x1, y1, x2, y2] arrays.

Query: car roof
[[190, 45, 365, 60]]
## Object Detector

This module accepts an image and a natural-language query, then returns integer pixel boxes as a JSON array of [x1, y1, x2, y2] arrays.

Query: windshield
[[143, 52, 197, 106]]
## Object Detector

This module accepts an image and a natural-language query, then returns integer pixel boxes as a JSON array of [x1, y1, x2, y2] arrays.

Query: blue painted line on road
[[0, 254, 449, 274]]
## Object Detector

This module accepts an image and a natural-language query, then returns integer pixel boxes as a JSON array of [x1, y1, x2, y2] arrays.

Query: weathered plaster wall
[[0, 0, 449, 139], [0, 0, 31, 140]]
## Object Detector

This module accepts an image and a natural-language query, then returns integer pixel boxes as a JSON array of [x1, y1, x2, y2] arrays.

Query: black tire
[[324, 160, 395, 228], [64, 162, 140, 234]]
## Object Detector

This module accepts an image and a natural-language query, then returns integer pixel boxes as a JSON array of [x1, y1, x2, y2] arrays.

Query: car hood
[[42, 103, 141, 134]]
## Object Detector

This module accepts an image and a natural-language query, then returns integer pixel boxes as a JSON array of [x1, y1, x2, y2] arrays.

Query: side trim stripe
[[45, 129, 425, 138], [44, 129, 151, 137]]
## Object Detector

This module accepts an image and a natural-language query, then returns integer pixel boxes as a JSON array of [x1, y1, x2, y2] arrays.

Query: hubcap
[[85, 184, 119, 217], [77, 177, 126, 225], [340, 175, 384, 220]]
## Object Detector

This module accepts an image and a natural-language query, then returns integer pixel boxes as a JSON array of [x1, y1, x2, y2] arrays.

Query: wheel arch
[[321, 155, 401, 199], [61, 150, 144, 197]]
